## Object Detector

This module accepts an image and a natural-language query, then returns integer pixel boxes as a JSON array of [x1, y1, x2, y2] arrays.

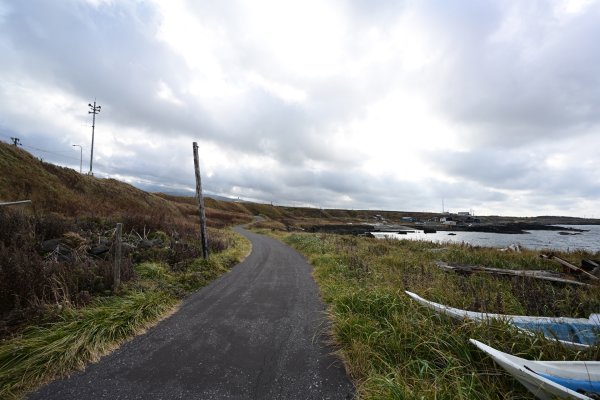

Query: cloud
[[416, 1, 600, 147], [1, 0, 600, 217]]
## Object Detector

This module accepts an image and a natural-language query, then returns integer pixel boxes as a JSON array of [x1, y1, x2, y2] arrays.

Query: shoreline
[[307, 222, 589, 235]]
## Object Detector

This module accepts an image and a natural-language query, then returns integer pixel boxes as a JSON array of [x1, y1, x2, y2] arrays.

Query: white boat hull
[[405, 291, 599, 349], [470, 339, 600, 400]]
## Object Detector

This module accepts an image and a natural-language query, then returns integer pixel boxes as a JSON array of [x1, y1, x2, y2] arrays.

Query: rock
[[56, 243, 75, 262], [307, 224, 373, 235], [499, 243, 522, 252], [139, 239, 154, 248], [89, 244, 110, 256], [40, 238, 62, 253], [41, 240, 75, 261]]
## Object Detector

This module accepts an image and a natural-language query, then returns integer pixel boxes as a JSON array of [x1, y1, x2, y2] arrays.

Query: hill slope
[[0, 141, 253, 227]]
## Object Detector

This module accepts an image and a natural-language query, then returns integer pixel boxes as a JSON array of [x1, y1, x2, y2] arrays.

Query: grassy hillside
[[0, 141, 254, 228], [1, 143, 174, 216], [0, 141, 254, 399]]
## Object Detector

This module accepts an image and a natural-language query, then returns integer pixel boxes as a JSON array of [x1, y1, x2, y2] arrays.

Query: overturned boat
[[470, 339, 600, 399], [405, 291, 599, 349]]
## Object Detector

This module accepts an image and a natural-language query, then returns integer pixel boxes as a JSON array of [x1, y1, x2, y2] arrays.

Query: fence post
[[113, 223, 122, 291], [192, 142, 209, 259]]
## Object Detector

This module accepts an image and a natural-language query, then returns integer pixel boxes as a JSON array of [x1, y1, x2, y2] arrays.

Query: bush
[[0, 209, 132, 336]]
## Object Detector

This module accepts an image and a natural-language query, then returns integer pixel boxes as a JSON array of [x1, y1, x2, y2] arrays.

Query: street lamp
[[88, 100, 101, 175], [72, 144, 82, 173]]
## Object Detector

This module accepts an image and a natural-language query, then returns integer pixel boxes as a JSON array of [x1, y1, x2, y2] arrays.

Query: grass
[[0, 142, 258, 398], [279, 232, 600, 399], [0, 291, 177, 399], [0, 142, 255, 229], [0, 229, 250, 399], [5, 140, 600, 398]]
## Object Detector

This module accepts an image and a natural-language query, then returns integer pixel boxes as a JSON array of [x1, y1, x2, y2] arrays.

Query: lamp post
[[88, 100, 101, 175], [72, 144, 82, 173]]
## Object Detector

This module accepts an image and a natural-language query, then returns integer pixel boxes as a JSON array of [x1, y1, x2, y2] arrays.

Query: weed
[[0, 291, 177, 399], [281, 232, 600, 399], [0, 228, 250, 399]]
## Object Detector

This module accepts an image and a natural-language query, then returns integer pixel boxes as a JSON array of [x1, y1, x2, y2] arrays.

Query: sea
[[371, 225, 600, 253]]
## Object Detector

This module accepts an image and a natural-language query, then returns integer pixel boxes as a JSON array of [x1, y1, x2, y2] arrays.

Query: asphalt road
[[29, 227, 354, 399]]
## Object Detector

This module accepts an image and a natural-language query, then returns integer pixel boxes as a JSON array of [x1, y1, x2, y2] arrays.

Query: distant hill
[[2, 141, 597, 228]]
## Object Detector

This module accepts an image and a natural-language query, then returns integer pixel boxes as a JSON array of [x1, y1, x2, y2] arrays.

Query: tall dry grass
[[283, 233, 600, 399]]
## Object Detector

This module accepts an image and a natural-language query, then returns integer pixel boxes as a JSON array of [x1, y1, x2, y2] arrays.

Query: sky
[[1, 0, 600, 217]]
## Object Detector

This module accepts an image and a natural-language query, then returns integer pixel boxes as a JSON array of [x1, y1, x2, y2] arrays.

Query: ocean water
[[371, 225, 600, 253]]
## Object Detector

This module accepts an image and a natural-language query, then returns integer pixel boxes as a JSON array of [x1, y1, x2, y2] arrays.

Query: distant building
[[457, 211, 470, 216], [401, 216, 415, 222]]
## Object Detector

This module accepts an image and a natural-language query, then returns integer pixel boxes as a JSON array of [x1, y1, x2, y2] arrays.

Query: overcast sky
[[1, 0, 600, 217]]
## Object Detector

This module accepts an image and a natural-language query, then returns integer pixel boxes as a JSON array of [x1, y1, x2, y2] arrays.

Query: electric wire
[[22, 145, 81, 162], [1, 134, 81, 163]]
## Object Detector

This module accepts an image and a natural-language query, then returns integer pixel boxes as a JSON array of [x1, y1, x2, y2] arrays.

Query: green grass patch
[[0, 229, 250, 399], [281, 233, 600, 399]]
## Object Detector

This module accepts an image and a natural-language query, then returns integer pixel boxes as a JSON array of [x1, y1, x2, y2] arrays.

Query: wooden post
[[193, 142, 209, 259], [113, 223, 122, 291], [550, 255, 599, 281]]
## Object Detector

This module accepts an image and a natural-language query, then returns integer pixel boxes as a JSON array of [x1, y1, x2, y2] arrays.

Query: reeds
[[0, 291, 176, 399], [283, 233, 600, 399], [0, 220, 250, 399]]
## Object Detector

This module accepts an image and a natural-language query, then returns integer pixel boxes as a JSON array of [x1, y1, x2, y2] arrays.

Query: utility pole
[[193, 142, 209, 259], [10, 137, 21, 147], [72, 144, 82, 173], [88, 100, 101, 175]]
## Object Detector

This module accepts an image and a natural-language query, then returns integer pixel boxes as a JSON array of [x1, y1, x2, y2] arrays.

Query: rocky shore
[[447, 223, 587, 234], [306, 222, 588, 235]]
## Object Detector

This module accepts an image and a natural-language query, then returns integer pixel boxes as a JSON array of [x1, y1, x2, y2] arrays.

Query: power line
[[1, 135, 80, 162], [21, 144, 81, 162]]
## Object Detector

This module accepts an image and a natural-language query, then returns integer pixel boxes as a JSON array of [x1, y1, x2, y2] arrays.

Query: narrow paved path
[[29, 227, 354, 399]]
